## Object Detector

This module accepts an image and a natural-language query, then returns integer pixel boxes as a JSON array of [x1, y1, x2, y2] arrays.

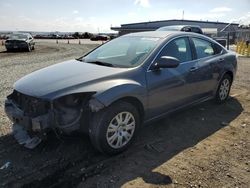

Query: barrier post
[[56, 39, 58, 44], [246, 44, 250, 57], [1, 40, 4, 46], [236, 42, 239, 53], [247, 45, 250, 57], [242, 43, 246, 55], [79, 40, 81, 45], [239, 41, 243, 55], [68, 39, 69, 44]]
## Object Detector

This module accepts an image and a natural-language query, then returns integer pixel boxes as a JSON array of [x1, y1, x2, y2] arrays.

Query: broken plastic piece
[[0, 162, 11, 170], [12, 124, 42, 149], [24, 136, 42, 149]]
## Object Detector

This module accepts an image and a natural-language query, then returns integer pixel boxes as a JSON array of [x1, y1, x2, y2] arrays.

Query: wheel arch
[[111, 96, 145, 122], [224, 70, 234, 81], [214, 70, 234, 97]]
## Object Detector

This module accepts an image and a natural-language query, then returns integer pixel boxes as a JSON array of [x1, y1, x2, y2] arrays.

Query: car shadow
[[0, 97, 243, 187], [80, 97, 244, 187], [0, 50, 29, 53]]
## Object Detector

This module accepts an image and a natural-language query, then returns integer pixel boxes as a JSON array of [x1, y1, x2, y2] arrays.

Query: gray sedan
[[5, 31, 237, 154], [5, 33, 35, 52]]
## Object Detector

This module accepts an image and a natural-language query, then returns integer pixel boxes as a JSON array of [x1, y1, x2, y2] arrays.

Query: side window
[[191, 27, 202, 34], [213, 43, 223, 54], [192, 38, 215, 59], [157, 37, 192, 63]]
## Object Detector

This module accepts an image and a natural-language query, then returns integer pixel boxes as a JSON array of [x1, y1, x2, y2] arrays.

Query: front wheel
[[89, 101, 140, 155], [215, 74, 232, 103]]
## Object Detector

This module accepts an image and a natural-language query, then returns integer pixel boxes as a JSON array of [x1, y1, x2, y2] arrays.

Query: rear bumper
[[5, 43, 29, 50]]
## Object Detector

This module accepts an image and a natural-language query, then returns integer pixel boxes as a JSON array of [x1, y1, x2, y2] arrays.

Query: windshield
[[9, 34, 28, 40], [83, 36, 160, 68]]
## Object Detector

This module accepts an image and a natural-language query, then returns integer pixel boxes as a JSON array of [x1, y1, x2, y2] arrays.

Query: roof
[[120, 19, 239, 27], [121, 31, 199, 38]]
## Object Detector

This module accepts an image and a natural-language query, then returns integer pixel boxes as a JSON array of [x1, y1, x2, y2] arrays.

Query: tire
[[89, 101, 140, 155], [27, 44, 32, 52], [215, 74, 232, 103]]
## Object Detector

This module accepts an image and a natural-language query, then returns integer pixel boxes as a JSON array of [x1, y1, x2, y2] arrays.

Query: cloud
[[72, 10, 79, 14], [210, 7, 232, 13], [229, 12, 250, 25], [0, 15, 114, 33], [238, 12, 250, 25], [134, 0, 150, 8]]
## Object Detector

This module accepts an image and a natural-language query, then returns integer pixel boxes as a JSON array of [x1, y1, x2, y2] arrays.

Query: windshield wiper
[[85, 60, 114, 67]]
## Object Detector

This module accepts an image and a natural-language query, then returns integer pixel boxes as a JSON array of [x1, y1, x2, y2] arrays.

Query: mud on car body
[[5, 31, 237, 154]]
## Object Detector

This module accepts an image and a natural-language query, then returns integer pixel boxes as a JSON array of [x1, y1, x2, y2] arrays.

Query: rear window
[[9, 34, 28, 40], [192, 38, 215, 59]]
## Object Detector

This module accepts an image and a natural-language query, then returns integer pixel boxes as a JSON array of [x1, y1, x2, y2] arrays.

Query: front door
[[146, 37, 198, 119]]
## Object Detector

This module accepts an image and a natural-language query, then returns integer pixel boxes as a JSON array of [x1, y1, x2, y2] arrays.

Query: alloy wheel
[[106, 111, 136, 149]]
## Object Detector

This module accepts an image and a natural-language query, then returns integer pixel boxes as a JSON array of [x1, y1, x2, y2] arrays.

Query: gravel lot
[[0, 42, 249, 188], [0, 42, 98, 135]]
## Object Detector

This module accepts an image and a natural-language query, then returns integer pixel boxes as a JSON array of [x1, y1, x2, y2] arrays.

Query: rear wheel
[[27, 44, 32, 52], [215, 74, 232, 103], [89, 101, 140, 155]]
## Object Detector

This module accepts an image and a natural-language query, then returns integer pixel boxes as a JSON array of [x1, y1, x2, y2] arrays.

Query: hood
[[14, 60, 128, 99]]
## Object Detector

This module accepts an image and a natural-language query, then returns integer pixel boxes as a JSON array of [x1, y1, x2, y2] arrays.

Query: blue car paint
[[9, 31, 237, 124]]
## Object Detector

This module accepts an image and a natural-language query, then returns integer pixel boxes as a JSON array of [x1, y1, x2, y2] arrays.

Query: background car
[[156, 25, 204, 34], [90, 34, 110, 41], [5, 33, 35, 52], [5, 31, 237, 154]]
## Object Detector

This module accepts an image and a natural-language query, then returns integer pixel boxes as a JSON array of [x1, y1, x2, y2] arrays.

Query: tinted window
[[9, 34, 28, 40], [157, 37, 192, 63], [191, 27, 202, 34], [182, 27, 191, 32], [213, 43, 223, 54], [192, 38, 215, 59]]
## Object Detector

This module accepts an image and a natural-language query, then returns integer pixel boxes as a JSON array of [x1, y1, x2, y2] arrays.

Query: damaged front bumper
[[4, 91, 100, 149], [5, 99, 51, 149]]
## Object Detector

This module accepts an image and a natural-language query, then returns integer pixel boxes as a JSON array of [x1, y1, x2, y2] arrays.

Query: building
[[111, 19, 239, 37]]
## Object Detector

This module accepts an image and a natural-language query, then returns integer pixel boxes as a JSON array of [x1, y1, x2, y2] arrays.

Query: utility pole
[[220, 22, 236, 50], [182, 10, 184, 20]]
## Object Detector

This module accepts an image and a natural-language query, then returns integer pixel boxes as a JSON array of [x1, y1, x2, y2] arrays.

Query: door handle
[[218, 58, 224, 62], [189, 67, 198, 72]]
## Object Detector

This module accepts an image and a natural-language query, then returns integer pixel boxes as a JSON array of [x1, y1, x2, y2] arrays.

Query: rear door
[[146, 37, 199, 118], [190, 37, 223, 97]]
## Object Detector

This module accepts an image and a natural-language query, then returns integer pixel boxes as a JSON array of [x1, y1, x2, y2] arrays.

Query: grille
[[10, 90, 49, 117]]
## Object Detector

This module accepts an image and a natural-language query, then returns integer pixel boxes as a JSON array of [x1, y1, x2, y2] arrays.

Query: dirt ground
[[0, 42, 249, 188]]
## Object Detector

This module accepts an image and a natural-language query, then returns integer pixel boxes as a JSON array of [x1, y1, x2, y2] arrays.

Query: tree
[[72, 32, 80, 39]]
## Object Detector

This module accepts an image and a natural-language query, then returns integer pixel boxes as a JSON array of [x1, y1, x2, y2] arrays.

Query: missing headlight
[[53, 93, 93, 130]]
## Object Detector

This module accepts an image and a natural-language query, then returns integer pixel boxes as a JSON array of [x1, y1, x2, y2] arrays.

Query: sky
[[0, 0, 249, 33]]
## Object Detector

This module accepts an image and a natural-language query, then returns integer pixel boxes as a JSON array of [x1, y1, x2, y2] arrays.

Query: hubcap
[[219, 79, 230, 100], [106, 111, 135, 149]]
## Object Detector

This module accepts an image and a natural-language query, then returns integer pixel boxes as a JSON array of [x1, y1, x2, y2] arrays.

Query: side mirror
[[29, 37, 32, 40], [154, 56, 180, 69]]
